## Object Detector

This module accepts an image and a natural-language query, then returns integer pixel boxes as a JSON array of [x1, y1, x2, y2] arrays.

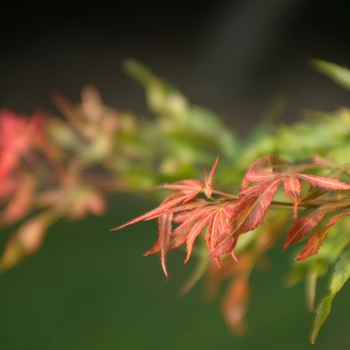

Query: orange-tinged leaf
[[144, 232, 187, 257], [209, 232, 237, 259], [243, 155, 288, 178], [0, 215, 50, 273], [283, 175, 301, 200], [222, 274, 250, 336], [242, 156, 350, 224], [205, 203, 236, 253], [235, 183, 281, 232], [283, 209, 326, 251], [233, 180, 281, 232], [111, 195, 200, 231], [242, 171, 279, 184], [296, 209, 350, 261], [112, 158, 226, 277], [0, 109, 45, 181], [158, 214, 173, 279], [313, 154, 339, 168], [0, 174, 35, 224], [112, 182, 212, 279], [283, 175, 301, 219], [211, 179, 281, 258], [157, 179, 204, 203], [111, 178, 206, 232], [301, 186, 327, 203], [203, 156, 219, 198], [171, 204, 233, 263], [296, 227, 329, 261], [183, 207, 217, 263], [283, 202, 349, 250], [296, 174, 350, 191], [143, 201, 209, 259]]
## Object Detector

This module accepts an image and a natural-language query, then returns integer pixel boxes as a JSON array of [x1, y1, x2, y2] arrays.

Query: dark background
[[1, 1, 350, 349], [1, 1, 350, 132]]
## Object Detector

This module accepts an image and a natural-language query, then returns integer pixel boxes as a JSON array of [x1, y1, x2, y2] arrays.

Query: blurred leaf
[[247, 95, 287, 143], [311, 250, 350, 343], [180, 239, 209, 295], [0, 214, 52, 273], [329, 249, 350, 294], [222, 274, 250, 336], [0, 174, 36, 225], [311, 294, 334, 344], [123, 58, 188, 119], [124, 58, 240, 164], [312, 59, 350, 91], [296, 209, 350, 261]]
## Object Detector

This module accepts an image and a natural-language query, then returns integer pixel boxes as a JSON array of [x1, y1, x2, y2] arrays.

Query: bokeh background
[[1, 1, 350, 349]]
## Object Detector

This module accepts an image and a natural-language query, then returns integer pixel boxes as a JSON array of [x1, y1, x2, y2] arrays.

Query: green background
[[1, 196, 349, 350]]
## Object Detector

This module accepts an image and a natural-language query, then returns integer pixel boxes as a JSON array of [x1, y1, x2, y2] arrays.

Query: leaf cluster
[[2, 58, 350, 343], [113, 60, 350, 342]]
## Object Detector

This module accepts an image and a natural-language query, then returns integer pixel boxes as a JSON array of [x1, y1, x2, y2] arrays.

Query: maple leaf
[[111, 157, 223, 276], [210, 155, 350, 259], [283, 208, 327, 251], [222, 274, 250, 336], [172, 202, 236, 263], [242, 155, 288, 178], [242, 155, 350, 219], [0, 213, 52, 273], [110, 181, 205, 232], [0, 174, 36, 225], [143, 216, 188, 256], [296, 208, 350, 261], [241, 156, 301, 218], [148, 214, 173, 279], [203, 156, 219, 198], [296, 173, 350, 191], [111, 157, 220, 230], [204, 215, 282, 336], [204, 202, 236, 257], [283, 201, 350, 251], [0, 109, 44, 181], [37, 185, 106, 219], [210, 178, 281, 258], [143, 201, 236, 273], [140, 200, 207, 258]]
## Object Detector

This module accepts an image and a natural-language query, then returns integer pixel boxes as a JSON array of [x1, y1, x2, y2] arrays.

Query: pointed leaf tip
[[159, 214, 172, 280], [297, 174, 350, 191], [283, 210, 326, 251], [204, 156, 219, 198], [311, 295, 334, 344]]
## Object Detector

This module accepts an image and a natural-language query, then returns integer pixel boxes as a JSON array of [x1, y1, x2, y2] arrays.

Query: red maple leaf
[[210, 177, 281, 258], [111, 157, 231, 277], [0, 109, 44, 181], [143, 200, 236, 278], [283, 207, 327, 250], [241, 155, 350, 219], [210, 155, 350, 258], [174, 202, 236, 263], [283, 201, 349, 254], [294, 208, 350, 261], [113, 154, 350, 277], [111, 157, 220, 231]]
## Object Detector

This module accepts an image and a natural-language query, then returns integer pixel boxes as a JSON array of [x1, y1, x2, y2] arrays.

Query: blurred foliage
[[2, 58, 350, 345], [118, 59, 350, 343]]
